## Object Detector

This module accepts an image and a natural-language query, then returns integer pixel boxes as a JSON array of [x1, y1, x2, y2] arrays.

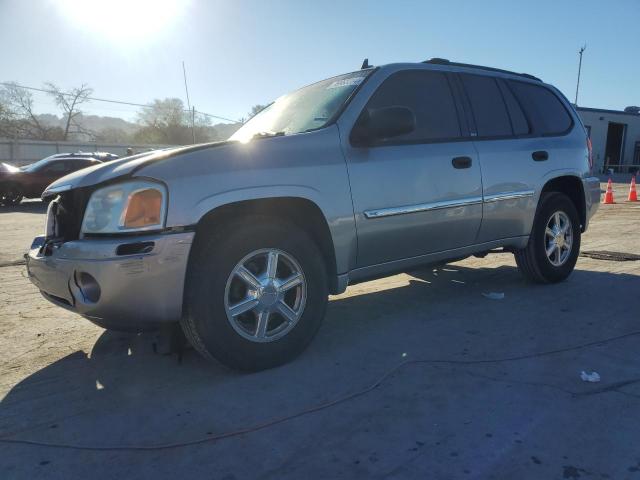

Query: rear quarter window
[[507, 80, 573, 135], [497, 80, 530, 135]]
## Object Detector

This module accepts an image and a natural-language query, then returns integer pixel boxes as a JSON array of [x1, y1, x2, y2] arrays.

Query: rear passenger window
[[498, 81, 530, 135], [460, 74, 512, 137], [508, 81, 572, 135], [365, 70, 461, 142]]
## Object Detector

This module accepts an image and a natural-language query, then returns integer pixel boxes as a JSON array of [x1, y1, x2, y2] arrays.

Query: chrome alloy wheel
[[544, 211, 573, 267], [224, 248, 307, 343]]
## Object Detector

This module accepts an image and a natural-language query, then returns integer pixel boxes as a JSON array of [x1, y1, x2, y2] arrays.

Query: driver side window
[[364, 70, 462, 143]]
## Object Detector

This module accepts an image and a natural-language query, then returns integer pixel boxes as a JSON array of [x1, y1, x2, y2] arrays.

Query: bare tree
[[45, 83, 94, 140], [0, 82, 52, 139], [0, 96, 15, 138]]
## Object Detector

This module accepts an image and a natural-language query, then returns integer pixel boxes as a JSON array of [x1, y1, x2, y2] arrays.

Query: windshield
[[230, 70, 372, 142]]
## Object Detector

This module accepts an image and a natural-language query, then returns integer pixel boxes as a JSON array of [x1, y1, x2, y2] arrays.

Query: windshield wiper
[[252, 131, 285, 139]]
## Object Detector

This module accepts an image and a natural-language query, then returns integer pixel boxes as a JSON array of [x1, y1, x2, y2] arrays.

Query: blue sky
[[1, 0, 638, 123]]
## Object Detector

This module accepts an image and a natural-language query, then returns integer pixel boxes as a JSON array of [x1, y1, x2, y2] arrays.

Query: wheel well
[[541, 176, 586, 230], [195, 197, 339, 293]]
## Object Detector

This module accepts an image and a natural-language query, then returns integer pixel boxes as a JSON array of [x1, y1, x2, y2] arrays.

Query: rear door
[[458, 74, 573, 242], [342, 69, 483, 267]]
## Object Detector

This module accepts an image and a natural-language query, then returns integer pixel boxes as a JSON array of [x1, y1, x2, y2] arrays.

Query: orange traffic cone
[[602, 178, 615, 204], [629, 176, 638, 202]]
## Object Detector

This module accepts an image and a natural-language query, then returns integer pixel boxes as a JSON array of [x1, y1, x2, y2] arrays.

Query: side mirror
[[351, 106, 416, 146]]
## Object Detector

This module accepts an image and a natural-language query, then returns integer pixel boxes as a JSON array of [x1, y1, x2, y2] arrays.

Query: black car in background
[[0, 152, 117, 206], [40, 151, 119, 163]]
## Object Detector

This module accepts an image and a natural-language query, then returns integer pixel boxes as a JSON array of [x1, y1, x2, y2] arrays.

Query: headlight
[[81, 180, 167, 235]]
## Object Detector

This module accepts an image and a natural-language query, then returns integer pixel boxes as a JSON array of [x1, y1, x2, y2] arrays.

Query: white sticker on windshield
[[326, 76, 366, 89]]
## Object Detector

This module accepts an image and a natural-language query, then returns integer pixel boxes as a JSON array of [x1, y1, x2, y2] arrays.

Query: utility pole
[[192, 106, 196, 144], [574, 44, 586, 106], [182, 61, 196, 144]]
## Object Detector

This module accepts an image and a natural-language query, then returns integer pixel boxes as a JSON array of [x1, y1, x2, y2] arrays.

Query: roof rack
[[423, 58, 541, 82]]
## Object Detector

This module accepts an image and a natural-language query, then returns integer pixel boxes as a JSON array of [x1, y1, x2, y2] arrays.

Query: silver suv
[[26, 59, 601, 371]]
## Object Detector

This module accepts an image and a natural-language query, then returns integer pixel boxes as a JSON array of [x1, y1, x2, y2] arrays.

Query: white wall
[[577, 108, 640, 173]]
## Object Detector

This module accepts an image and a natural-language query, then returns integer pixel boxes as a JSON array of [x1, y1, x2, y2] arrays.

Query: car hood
[[1, 162, 21, 174], [42, 142, 233, 197]]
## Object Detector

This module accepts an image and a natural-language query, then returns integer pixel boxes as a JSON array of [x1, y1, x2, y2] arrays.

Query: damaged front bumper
[[26, 231, 194, 329]]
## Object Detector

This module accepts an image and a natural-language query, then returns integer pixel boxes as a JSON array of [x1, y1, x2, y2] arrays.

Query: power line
[[0, 81, 240, 124]]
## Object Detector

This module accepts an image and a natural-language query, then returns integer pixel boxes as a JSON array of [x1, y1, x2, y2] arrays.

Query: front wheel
[[515, 192, 581, 283], [0, 184, 23, 206], [181, 216, 328, 371]]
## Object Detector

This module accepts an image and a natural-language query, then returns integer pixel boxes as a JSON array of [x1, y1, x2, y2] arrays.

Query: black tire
[[515, 192, 581, 283], [0, 184, 23, 206], [181, 216, 328, 371]]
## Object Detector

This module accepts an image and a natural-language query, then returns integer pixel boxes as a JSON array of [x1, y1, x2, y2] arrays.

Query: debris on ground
[[580, 371, 601, 383], [482, 292, 505, 300], [580, 251, 640, 262]]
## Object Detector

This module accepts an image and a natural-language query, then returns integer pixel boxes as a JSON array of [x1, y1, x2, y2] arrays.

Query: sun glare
[[55, 0, 186, 44]]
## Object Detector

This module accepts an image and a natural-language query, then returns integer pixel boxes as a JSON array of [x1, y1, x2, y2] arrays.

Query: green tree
[[247, 104, 268, 120], [134, 98, 228, 145]]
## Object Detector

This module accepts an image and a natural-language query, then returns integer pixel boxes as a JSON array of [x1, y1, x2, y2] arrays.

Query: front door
[[31, 160, 70, 196], [341, 69, 483, 268]]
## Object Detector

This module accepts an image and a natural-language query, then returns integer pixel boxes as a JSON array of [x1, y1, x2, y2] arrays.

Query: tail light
[[587, 136, 593, 171]]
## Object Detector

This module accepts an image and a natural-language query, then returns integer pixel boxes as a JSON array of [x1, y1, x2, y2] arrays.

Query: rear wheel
[[181, 216, 328, 371], [515, 192, 581, 283], [1, 184, 23, 206]]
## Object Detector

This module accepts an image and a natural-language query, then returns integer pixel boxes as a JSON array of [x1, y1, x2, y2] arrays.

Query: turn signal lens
[[122, 188, 163, 228]]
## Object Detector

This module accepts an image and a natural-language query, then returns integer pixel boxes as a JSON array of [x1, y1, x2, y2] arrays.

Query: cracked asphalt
[[1, 180, 639, 480]]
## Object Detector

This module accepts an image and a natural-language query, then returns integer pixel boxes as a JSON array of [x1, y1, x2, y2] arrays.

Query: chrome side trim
[[363, 196, 483, 219], [364, 190, 535, 220], [483, 190, 535, 203]]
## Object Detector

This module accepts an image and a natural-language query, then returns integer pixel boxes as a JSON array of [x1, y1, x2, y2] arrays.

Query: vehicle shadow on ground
[[0, 201, 47, 215], [1, 262, 638, 445]]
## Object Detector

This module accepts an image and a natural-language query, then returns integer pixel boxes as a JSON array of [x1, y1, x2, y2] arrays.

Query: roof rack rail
[[423, 58, 541, 82]]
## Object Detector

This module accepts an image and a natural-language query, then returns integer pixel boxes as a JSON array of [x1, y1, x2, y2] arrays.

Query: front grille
[[51, 188, 90, 242]]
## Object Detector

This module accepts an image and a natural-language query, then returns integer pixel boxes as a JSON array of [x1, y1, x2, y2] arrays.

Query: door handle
[[532, 150, 549, 161], [452, 156, 472, 169]]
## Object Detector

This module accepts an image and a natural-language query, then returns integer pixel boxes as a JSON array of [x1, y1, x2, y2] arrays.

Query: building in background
[[577, 107, 640, 174]]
